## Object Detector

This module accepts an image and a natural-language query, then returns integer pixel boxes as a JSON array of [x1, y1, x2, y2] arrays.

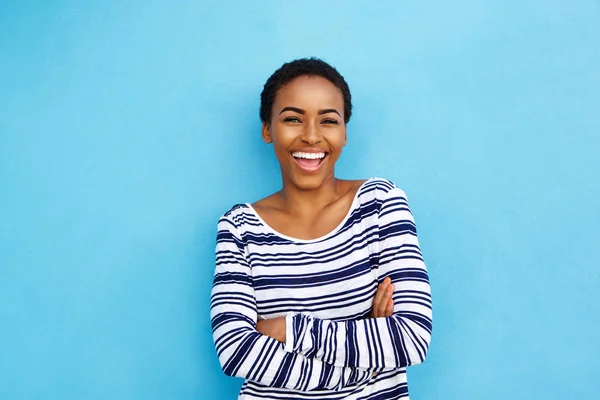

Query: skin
[[253, 75, 394, 342]]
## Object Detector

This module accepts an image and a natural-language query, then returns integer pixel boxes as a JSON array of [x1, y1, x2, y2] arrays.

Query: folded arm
[[210, 217, 373, 391], [282, 187, 432, 370]]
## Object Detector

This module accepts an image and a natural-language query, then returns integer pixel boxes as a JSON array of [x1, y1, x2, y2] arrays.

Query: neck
[[279, 172, 341, 216]]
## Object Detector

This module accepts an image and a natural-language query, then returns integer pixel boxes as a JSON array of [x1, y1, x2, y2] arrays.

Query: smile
[[291, 151, 327, 173]]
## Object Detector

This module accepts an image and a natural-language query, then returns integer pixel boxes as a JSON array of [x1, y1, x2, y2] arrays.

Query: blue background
[[1, 1, 599, 399]]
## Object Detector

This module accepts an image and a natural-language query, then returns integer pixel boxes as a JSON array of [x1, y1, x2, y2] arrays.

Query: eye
[[322, 119, 339, 125], [284, 117, 301, 123]]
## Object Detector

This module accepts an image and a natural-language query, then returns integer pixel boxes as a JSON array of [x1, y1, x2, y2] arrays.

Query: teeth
[[292, 152, 326, 159]]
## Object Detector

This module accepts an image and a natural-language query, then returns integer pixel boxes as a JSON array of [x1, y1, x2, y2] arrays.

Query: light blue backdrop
[[1, 1, 599, 399]]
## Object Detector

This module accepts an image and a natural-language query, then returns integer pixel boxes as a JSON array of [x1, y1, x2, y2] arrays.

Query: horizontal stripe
[[210, 178, 432, 399]]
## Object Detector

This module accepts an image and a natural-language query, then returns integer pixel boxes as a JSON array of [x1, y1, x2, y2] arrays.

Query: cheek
[[325, 131, 347, 150], [272, 139, 292, 165], [271, 126, 298, 147]]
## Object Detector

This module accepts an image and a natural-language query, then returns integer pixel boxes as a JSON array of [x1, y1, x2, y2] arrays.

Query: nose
[[300, 120, 322, 145]]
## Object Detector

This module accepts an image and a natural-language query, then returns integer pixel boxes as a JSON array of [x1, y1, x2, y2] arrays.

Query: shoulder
[[250, 192, 283, 222], [218, 203, 255, 232], [358, 177, 408, 202]]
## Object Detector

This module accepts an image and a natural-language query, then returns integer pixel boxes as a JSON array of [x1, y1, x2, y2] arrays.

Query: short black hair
[[260, 57, 352, 124]]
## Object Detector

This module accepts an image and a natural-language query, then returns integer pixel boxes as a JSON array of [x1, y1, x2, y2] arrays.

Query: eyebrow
[[279, 107, 341, 117]]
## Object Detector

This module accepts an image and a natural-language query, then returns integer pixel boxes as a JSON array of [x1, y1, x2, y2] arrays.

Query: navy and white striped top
[[210, 178, 432, 399]]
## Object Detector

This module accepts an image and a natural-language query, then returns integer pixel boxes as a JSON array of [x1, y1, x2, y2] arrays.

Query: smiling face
[[262, 75, 347, 191]]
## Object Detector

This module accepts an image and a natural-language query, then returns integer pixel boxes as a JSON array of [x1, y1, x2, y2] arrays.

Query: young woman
[[210, 58, 432, 399]]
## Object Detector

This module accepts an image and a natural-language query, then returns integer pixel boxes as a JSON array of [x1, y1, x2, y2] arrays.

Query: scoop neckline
[[245, 178, 374, 244]]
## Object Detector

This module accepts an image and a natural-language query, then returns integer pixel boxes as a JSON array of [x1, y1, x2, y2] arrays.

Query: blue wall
[[1, 1, 599, 399]]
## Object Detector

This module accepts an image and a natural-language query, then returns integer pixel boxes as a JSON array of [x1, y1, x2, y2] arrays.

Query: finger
[[371, 287, 382, 316], [371, 281, 386, 316], [377, 283, 394, 316], [375, 282, 392, 317], [373, 277, 390, 307], [371, 278, 391, 317], [385, 298, 394, 317]]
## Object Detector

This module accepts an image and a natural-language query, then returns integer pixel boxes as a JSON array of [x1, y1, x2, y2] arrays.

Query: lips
[[291, 151, 328, 173]]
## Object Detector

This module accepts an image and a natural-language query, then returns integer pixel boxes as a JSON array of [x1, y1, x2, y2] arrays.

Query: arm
[[210, 216, 373, 391], [283, 187, 432, 370]]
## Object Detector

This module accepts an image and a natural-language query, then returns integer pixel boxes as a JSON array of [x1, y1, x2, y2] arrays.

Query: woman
[[210, 58, 432, 399]]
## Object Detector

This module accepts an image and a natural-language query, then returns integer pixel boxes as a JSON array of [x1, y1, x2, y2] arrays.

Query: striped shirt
[[210, 178, 432, 399]]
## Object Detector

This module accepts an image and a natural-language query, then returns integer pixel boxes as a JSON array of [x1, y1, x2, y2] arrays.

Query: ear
[[343, 127, 347, 146], [262, 122, 273, 144]]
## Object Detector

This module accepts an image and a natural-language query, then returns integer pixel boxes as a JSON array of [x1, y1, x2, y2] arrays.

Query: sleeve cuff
[[283, 313, 296, 353]]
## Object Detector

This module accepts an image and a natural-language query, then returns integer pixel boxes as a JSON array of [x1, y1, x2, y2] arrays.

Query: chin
[[290, 172, 333, 191]]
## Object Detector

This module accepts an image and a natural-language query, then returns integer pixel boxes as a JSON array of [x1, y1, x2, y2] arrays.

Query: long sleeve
[[283, 187, 432, 370], [210, 216, 373, 391]]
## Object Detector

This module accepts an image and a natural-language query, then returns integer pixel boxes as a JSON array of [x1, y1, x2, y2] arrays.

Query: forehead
[[274, 75, 344, 108]]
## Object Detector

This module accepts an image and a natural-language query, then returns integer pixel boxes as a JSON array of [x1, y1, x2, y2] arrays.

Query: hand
[[370, 277, 394, 318], [256, 316, 286, 343]]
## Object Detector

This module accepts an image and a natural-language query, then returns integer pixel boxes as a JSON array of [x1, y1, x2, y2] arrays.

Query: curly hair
[[259, 57, 352, 124]]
